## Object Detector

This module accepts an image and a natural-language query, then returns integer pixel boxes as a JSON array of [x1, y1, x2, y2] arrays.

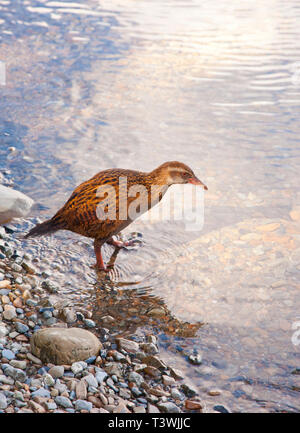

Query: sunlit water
[[1, 0, 300, 412]]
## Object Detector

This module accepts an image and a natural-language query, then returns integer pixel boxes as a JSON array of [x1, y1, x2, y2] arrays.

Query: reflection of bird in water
[[91, 278, 204, 339], [25, 161, 207, 271]]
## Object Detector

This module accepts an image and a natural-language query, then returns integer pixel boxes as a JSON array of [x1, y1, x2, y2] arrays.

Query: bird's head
[[152, 161, 208, 189]]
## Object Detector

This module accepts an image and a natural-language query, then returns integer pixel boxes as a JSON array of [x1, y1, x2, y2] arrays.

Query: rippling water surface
[[1, 0, 300, 412]]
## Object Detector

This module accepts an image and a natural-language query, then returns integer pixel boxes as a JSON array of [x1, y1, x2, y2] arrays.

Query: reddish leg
[[94, 240, 108, 271]]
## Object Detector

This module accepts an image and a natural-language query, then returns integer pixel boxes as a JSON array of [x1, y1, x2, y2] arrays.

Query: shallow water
[[1, 0, 300, 412]]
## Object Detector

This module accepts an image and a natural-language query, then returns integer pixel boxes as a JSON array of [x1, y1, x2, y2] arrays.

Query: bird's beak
[[188, 176, 208, 190]]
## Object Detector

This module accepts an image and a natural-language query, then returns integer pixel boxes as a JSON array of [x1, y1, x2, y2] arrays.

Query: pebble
[[71, 361, 87, 375], [171, 388, 184, 400], [188, 354, 202, 365], [185, 400, 203, 410], [180, 383, 198, 397], [74, 399, 92, 412], [75, 379, 87, 400], [213, 404, 230, 413], [83, 373, 98, 389], [15, 322, 29, 334], [157, 402, 181, 413], [48, 365, 64, 378], [26, 353, 42, 365], [147, 403, 160, 413], [0, 392, 7, 410], [95, 369, 108, 384], [2, 349, 15, 360], [3, 307, 17, 321], [44, 401, 57, 411], [0, 374, 14, 385], [140, 343, 159, 355], [83, 319, 96, 328], [208, 389, 221, 396], [128, 371, 144, 387], [55, 396, 73, 408], [31, 388, 51, 399], [117, 338, 140, 354], [43, 373, 55, 387], [4, 366, 26, 382], [9, 360, 27, 370], [162, 375, 176, 386]]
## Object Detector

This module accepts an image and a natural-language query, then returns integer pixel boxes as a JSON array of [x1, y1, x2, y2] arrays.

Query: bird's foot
[[94, 262, 110, 272], [107, 237, 136, 249]]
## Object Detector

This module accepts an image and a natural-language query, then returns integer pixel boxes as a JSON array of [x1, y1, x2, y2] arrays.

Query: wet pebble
[[55, 395, 73, 409]]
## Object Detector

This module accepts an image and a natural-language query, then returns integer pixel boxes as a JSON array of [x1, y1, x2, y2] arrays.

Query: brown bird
[[25, 161, 207, 271]]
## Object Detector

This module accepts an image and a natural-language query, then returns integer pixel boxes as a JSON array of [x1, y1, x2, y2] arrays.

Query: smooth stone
[[15, 322, 29, 334], [143, 355, 167, 370], [0, 374, 14, 385], [30, 327, 102, 365], [83, 319, 96, 328], [0, 392, 7, 410], [128, 371, 144, 387], [48, 365, 64, 378], [9, 360, 27, 370], [83, 373, 98, 388], [44, 401, 57, 411], [74, 399, 92, 412], [162, 375, 176, 386], [0, 185, 33, 224], [71, 361, 87, 375], [2, 349, 15, 360], [95, 370, 108, 384], [85, 356, 96, 364], [4, 365, 26, 382], [147, 403, 160, 413], [104, 362, 123, 378], [134, 406, 146, 413], [3, 308, 17, 321], [26, 352, 42, 365], [119, 388, 131, 399], [55, 396, 73, 408], [139, 343, 159, 355], [213, 405, 230, 413], [157, 402, 181, 413], [171, 388, 184, 400], [185, 400, 203, 410], [54, 379, 68, 394], [14, 390, 25, 401], [0, 323, 9, 338], [117, 338, 140, 354], [43, 373, 55, 387], [188, 354, 202, 365], [31, 388, 51, 399], [75, 379, 87, 400], [180, 383, 198, 397]]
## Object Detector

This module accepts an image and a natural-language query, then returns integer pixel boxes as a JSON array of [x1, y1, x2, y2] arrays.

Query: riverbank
[[0, 225, 213, 414]]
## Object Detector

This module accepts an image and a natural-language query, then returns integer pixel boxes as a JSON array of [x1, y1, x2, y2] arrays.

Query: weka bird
[[25, 161, 207, 270]]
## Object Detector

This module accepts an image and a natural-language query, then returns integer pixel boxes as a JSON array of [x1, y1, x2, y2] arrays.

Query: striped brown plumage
[[25, 161, 207, 270]]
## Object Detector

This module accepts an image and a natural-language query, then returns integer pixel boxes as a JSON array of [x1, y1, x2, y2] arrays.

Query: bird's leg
[[93, 240, 108, 271], [106, 236, 135, 248]]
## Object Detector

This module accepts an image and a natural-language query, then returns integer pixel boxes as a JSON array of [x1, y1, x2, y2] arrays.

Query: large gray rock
[[30, 327, 102, 365], [0, 185, 34, 225]]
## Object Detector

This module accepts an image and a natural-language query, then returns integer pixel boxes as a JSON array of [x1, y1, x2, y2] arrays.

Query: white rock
[[0, 185, 34, 225]]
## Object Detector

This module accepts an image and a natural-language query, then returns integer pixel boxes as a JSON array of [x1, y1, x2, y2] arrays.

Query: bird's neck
[[145, 169, 170, 207]]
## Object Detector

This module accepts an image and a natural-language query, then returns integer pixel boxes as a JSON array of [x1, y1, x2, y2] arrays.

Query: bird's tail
[[24, 218, 61, 239]]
